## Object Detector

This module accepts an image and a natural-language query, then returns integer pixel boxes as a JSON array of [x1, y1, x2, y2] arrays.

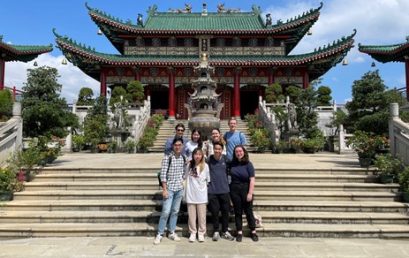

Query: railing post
[[389, 103, 399, 157], [338, 124, 344, 154], [12, 102, 23, 152]]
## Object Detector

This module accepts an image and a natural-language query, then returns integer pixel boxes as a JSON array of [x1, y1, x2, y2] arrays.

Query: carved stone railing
[[389, 103, 409, 165], [0, 102, 23, 165], [258, 97, 287, 145], [128, 97, 151, 143]]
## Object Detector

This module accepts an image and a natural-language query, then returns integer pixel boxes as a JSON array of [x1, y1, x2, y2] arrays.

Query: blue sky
[[2, 0, 409, 104]]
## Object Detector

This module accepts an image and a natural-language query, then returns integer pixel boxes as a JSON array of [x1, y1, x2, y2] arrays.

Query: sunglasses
[[177, 129, 185, 132]]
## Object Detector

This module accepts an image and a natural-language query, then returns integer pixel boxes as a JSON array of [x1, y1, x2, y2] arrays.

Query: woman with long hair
[[203, 128, 226, 157], [184, 128, 203, 160], [229, 145, 258, 242], [185, 148, 210, 242]]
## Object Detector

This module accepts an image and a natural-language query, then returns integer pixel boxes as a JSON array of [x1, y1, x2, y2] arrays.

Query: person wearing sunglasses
[[164, 123, 189, 155]]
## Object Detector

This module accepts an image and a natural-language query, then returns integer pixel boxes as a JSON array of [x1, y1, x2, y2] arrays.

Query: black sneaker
[[236, 234, 242, 242], [250, 232, 259, 242]]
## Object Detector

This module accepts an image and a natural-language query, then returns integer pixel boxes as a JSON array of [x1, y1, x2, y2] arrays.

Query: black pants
[[230, 182, 256, 231], [207, 193, 230, 233]]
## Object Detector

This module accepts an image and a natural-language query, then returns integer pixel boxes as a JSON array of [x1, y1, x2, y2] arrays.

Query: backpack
[[157, 155, 186, 188]]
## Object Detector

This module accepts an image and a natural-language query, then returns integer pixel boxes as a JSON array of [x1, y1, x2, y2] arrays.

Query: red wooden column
[[134, 67, 141, 81], [100, 69, 107, 97], [268, 68, 274, 85], [233, 68, 241, 118], [405, 58, 409, 100], [303, 69, 309, 89], [168, 68, 176, 120], [0, 59, 5, 90]]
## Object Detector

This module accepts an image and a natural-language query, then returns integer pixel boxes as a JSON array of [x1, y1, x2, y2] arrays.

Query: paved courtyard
[[0, 236, 408, 258]]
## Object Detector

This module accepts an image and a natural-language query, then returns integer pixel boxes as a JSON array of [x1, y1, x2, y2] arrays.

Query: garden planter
[[0, 191, 13, 201], [401, 192, 409, 203], [379, 174, 395, 184], [358, 157, 372, 167]]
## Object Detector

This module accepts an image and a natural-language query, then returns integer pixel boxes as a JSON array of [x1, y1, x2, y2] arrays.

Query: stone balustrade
[[389, 103, 409, 165], [0, 102, 22, 165]]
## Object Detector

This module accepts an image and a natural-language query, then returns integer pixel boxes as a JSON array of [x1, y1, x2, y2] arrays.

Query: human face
[[211, 129, 221, 142], [176, 127, 185, 137], [228, 119, 237, 131], [173, 141, 183, 155], [213, 144, 223, 159], [193, 151, 203, 164], [234, 147, 245, 160], [192, 131, 201, 143]]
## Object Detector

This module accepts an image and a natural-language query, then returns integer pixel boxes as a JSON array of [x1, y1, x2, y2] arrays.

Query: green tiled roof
[[0, 38, 53, 62], [359, 41, 409, 63]]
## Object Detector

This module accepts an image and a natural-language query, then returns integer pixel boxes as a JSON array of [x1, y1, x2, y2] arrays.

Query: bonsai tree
[[317, 86, 332, 106], [127, 80, 145, 106], [0, 89, 13, 122], [374, 154, 403, 183], [0, 167, 23, 201], [125, 139, 136, 153], [109, 86, 128, 110], [265, 82, 284, 103], [72, 134, 86, 152], [76, 87, 95, 106], [83, 96, 109, 151], [398, 166, 409, 201]]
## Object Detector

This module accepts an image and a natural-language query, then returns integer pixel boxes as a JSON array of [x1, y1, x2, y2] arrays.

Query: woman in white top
[[203, 128, 227, 157], [185, 148, 210, 242], [184, 129, 203, 160]]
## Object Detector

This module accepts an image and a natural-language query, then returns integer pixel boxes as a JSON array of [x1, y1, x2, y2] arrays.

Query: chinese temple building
[[0, 35, 52, 91], [359, 38, 409, 100], [55, 3, 355, 119]]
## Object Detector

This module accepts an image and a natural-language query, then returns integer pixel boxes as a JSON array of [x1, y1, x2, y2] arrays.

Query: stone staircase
[[1, 166, 409, 238], [148, 119, 253, 152]]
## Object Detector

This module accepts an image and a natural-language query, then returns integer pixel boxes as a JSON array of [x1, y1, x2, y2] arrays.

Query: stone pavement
[[52, 152, 360, 169], [0, 236, 408, 258]]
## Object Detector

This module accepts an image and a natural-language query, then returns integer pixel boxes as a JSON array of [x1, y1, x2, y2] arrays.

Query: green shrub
[[0, 89, 13, 121], [398, 166, 409, 193], [374, 154, 403, 177]]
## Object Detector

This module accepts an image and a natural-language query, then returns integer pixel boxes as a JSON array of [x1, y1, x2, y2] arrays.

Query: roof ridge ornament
[[168, 3, 192, 13], [217, 3, 240, 13], [147, 5, 158, 16], [252, 5, 261, 15]]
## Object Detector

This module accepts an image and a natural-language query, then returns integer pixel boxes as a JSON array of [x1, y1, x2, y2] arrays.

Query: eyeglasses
[[177, 129, 185, 132]]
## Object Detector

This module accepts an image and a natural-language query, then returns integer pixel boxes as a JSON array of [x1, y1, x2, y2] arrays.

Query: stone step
[[1, 210, 407, 224], [39, 167, 375, 175], [1, 222, 409, 238], [3, 200, 407, 213], [12, 190, 396, 202], [23, 181, 399, 192], [32, 173, 376, 183]]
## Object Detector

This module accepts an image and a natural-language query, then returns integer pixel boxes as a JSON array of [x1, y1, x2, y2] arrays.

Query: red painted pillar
[[134, 67, 141, 82], [303, 70, 309, 89], [268, 68, 274, 85], [0, 59, 5, 90], [13, 86, 16, 101], [100, 69, 107, 97], [168, 68, 176, 120], [233, 68, 241, 118], [405, 58, 409, 100]]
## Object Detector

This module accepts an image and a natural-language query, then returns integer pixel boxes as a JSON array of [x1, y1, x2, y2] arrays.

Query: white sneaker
[[168, 232, 181, 241], [198, 234, 205, 242], [153, 234, 162, 245], [189, 233, 196, 243], [212, 232, 220, 241]]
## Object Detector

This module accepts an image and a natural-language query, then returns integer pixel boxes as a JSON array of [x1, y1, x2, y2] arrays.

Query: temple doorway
[[147, 85, 169, 116]]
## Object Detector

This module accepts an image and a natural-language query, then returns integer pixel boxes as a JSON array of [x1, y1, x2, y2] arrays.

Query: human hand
[[162, 190, 169, 199], [246, 193, 253, 202]]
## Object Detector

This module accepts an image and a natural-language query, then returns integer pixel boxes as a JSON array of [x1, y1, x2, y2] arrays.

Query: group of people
[[154, 118, 258, 244]]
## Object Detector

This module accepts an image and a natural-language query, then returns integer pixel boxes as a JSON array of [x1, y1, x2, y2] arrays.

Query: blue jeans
[[157, 189, 184, 235]]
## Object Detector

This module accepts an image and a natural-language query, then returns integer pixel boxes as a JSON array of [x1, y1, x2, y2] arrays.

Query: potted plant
[[250, 129, 270, 153], [72, 134, 86, 152], [0, 167, 23, 201], [302, 137, 324, 154], [108, 141, 118, 153], [127, 80, 145, 107], [347, 131, 377, 167], [125, 139, 136, 153], [373, 154, 403, 184], [398, 166, 409, 202]]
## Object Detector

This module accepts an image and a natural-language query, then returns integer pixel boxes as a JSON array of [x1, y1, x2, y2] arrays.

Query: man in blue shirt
[[223, 118, 246, 161]]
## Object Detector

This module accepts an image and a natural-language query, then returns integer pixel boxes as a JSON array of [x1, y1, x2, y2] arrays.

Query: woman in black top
[[229, 145, 258, 242]]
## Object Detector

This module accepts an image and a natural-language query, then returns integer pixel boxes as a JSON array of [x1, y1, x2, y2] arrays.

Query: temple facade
[[359, 38, 409, 100], [0, 35, 52, 91], [55, 3, 355, 119]]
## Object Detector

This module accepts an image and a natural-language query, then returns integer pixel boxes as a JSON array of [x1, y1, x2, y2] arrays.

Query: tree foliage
[[21, 66, 78, 138], [109, 86, 127, 109], [83, 96, 109, 147], [0, 89, 13, 121], [265, 82, 284, 103], [127, 80, 145, 105], [77, 87, 94, 106], [317, 86, 332, 106]]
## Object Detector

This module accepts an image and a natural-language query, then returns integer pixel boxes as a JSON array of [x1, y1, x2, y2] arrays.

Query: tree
[[21, 66, 78, 138], [296, 86, 320, 138], [76, 87, 94, 106], [317, 86, 332, 106], [285, 85, 302, 103], [83, 96, 109, 148], [109, 86, 127, 109], [0, 89, 13, 121], [265, 82, 284, 103], [127, 80, 145, 105]]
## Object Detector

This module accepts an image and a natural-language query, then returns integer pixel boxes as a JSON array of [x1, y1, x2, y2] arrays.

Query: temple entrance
[[147, 85, 169, 116], [240, 85, 261, 119]]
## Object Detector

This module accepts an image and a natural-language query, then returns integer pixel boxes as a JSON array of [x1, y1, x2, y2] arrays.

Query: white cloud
[[265, 0, 409, 62], [5, 53, 99, 103]]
